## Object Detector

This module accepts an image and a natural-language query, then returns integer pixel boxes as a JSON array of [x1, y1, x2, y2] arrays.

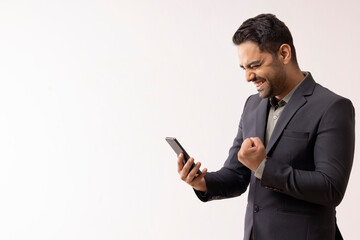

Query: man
[[177, 14, 355, 240]]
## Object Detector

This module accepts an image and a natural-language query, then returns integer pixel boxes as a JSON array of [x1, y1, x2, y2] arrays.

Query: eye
[[250, 65, 260, 70]]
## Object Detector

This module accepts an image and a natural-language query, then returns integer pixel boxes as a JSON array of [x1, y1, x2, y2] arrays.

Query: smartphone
[[165, 137, 202, 175]]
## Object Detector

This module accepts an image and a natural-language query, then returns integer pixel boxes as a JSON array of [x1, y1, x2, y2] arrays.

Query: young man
[[177, 14, 355, 240]]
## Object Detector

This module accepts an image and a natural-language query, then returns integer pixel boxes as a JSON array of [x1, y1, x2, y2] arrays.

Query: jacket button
[[254, 205, 259, 213]]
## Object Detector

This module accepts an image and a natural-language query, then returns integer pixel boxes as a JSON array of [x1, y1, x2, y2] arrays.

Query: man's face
[[237, 41, 287, 99]]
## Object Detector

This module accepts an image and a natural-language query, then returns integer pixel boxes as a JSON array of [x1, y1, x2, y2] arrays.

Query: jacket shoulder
[[311, 83, 353, 108]]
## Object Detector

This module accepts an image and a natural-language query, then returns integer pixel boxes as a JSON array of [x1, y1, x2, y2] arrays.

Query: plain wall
[[0, 0, 359, 239]]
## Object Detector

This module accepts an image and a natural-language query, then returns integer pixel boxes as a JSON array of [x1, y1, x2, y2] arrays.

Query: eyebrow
[[239, 60, 261, 69]]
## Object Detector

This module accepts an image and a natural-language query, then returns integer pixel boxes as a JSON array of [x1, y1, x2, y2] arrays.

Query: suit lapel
[[265, 95, 306, 153], [256, 98, 269, 144], [265, 73, 316, 154]]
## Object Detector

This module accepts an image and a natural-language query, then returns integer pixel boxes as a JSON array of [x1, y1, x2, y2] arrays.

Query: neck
[[275, 67, 304, 101]]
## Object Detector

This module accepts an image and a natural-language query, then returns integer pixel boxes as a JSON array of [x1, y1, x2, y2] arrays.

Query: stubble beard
[[258, 71, 287, 99], [258, 81, 273, 99]]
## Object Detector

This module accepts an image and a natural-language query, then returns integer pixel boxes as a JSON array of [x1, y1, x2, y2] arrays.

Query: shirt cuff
[[254, 159, 267, 179]]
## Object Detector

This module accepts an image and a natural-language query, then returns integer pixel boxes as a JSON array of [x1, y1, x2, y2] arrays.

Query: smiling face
[[237, 41, 288, 99]]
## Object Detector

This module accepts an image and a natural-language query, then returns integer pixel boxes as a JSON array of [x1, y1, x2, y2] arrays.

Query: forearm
[[195, 166, 251, 202], [262, 160, 344, 206]]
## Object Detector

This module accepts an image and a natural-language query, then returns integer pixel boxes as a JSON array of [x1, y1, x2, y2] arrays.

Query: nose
[[245, 69, 255, 82]]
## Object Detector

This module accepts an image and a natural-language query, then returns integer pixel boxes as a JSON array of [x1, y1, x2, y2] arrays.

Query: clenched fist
[[238, 137, 266, 172]]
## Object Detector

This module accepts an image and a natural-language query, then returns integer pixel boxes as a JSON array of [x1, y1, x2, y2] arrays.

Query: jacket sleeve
[[261, 98, 355, 207], [195, 100, 252, 202]]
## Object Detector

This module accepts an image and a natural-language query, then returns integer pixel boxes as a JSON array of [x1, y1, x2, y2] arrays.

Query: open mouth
[[254, 80, 266, 90]]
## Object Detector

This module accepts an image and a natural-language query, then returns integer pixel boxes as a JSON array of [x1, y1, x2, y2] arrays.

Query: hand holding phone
[[166, 137, 208, 192]]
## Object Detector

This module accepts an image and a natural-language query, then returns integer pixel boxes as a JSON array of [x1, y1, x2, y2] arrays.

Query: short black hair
[[233, 14, 297, 64]]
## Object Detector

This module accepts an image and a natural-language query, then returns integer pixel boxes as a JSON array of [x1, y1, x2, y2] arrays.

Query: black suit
[[196, 73, 355, 240]]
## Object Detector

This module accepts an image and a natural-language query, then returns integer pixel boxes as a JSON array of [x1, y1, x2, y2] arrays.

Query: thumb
[[251, 137, 264, 148]]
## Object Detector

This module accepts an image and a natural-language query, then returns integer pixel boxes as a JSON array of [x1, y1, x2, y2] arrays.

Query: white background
[[0, 0, 359, 239]]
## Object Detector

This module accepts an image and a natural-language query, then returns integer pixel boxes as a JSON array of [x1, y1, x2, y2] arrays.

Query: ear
[[278, 44, 292, 64]]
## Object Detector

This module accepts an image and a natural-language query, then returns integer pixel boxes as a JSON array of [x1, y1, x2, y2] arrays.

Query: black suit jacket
[[196, 73, 355, 240]]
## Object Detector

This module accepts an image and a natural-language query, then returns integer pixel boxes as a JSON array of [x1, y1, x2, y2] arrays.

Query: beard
[[257, 80, 275, 99], [258, 76, 287, 99]]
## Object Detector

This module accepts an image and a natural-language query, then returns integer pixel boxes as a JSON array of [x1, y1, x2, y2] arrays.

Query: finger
[[251, 137, 264, 149], [249, 137, 255, 147], [241, 138, 256, 153], [251, 137, 260, 145], [177, 153, 184, 173], [241, 138, 253, 149], [180, 157, 194, 180], [192, 167, 207, 184], [187, 162, 201, 182], [200, 168, 207, 177]]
